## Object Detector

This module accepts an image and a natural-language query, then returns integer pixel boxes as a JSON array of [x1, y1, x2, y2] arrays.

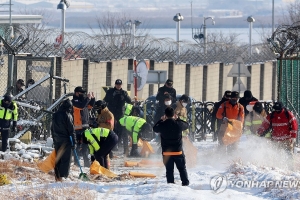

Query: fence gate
[[14, 56, 55, 139]]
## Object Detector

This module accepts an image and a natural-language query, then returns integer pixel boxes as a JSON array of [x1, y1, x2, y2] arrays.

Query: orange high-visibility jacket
[[216, 101, 245, 124]]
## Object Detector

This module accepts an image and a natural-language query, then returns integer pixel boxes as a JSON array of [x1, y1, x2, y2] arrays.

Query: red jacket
[[257, 109, 298, 141]]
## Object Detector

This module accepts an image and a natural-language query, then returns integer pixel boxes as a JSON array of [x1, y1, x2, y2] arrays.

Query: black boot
[[130, 144, 140, 157]]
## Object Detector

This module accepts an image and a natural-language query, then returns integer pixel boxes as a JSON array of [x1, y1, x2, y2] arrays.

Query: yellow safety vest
[[124, 103, 133, 116], [84, 128, 110, 155], [119, 116, 146, 144], [0, 100, 18, 121]]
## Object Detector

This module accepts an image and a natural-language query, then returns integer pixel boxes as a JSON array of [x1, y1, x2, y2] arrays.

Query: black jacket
[[239, 96, 258, 116], [211, 98, 228, 132], [104, 87, 131, 120], [156, 85, 176, 107], [153, 118, 188, 153], [52, 106, 75, 144]]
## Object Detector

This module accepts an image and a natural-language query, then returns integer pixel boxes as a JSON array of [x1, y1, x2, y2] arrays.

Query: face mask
[[165, 100, 172, 106], [2, 102, 9, 108], [182, 103, 187, 107], [230, 99, 237, 105]]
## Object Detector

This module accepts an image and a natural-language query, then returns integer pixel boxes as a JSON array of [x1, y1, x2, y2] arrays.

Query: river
[[66, 27, 272, 44]]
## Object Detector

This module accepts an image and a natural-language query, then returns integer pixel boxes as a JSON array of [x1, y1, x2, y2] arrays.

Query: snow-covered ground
[[1, 134, 300, 199]]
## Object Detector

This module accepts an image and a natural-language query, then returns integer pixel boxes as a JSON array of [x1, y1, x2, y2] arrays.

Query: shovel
[[70, 136, 90, 181]]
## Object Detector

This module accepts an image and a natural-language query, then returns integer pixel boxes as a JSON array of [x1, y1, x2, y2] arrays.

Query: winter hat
[[74, 86, 86, 93], [230, 91, 240, 98], [224, 90, 231, 98], [253, 101, 263, 113], [164, 93, 171, 100], [16, 79, 25, 86], [3, 95, 12, 102], [94, 100, 107, 110], [244, 90, 253, 98], [166, 79, 173, 86], [179, 94, 189, 102], [115, 79, 122, 85], [272, 102, 283, 111], [60, 99, 73, 111]]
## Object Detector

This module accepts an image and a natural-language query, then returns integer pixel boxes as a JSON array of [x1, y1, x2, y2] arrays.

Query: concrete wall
[[63, 59, 84, 93], [88, 62, 107, 100], [263, 62, 273, 100], [250, 63, 261, 99], [54, 59, 278, 102], [206, 63, 220, 102], [172, 64, 186, 95]]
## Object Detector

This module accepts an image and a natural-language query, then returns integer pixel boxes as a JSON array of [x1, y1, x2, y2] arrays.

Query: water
[[66, 27, 271, 44]]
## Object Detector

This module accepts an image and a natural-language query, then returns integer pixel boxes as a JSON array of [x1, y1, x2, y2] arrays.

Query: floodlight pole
[[272, 0, 274, 34], [173, 13, 184, 56], [247, 16, 255, 57], [203, 17, 214, 54]]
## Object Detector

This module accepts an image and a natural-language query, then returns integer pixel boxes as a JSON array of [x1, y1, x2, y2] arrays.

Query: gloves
[[223, 117, 229, 123], [91, 155, 95, 162]]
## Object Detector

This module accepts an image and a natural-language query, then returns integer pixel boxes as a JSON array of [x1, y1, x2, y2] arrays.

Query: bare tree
[[89, 12, 151, 48], [16, 8, 53, 40]]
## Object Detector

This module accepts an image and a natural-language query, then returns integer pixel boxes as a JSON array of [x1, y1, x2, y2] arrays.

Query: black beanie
[[253, 102, 263, 113], [273, 102, 283, 111], [244, 90, 253, 98]]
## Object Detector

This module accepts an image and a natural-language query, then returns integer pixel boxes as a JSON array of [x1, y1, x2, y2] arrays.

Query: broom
[[70, 136, 90, 181]]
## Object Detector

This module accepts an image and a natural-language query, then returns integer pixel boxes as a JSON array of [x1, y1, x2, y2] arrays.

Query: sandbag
[[124, 161, 139, 167], [129, 171, 156, 178], [37, 150, 56, 173], [222, 119, 243, 145], [90, 161, 117, 178]]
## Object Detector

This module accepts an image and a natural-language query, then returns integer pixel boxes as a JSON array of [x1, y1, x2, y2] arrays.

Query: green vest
[[0, 100, 18, 121], [119, 116, 146, 144], [84, 128, 110, 155], [124, 103, 133, 116]]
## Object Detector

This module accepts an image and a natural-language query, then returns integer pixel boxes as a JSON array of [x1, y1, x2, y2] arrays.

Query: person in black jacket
[[104, 79, 131, 153], [211, 91, 231, 141], [155, 79, 176, 115], [238, 90, 258, 116], [153, 107, 190, 186], [52, 99, 75, 182]]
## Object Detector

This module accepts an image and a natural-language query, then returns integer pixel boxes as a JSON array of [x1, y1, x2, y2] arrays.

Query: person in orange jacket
[[72, 86, 95, 167], [216, 91, 244, 152]]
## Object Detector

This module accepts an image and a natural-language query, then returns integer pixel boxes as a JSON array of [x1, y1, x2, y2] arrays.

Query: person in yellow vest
[[0, 95, 18, 152], [174, 94, 189, 138], [72, 86, 95, 167], [244, 101, 270, 138], [82, 127, 118, 169], [119, 116, 152, 157]]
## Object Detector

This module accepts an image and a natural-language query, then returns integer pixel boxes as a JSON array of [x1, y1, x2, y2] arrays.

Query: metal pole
[[272, 0, 274, 34], [249, 22, 252, 57], [238, 62, 241, 93], [9, 0, 12, 26], [61, 8, 65, 56], [132, 22, 135, 48], [7, 54, 14, 90], [176, 21, 180, 56], [203, 18, 207, 54]]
